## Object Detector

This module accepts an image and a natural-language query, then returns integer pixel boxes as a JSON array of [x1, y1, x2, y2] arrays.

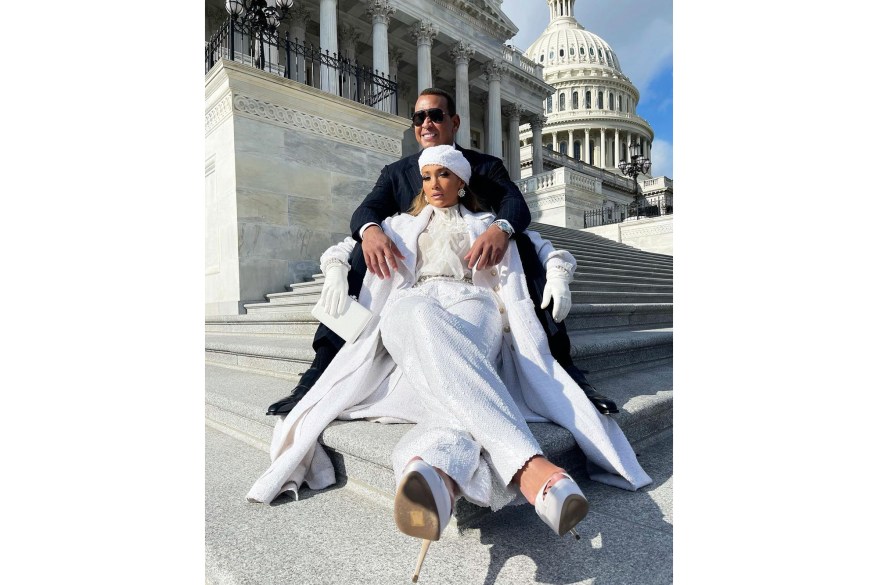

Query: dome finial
[[547, 0, 576, 21]]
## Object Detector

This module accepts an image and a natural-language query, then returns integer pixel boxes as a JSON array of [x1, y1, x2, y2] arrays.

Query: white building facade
[[514, 0, 673, 235], [204, 0, 556, 314]]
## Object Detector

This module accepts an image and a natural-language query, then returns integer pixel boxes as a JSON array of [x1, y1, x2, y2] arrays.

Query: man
[[267, 88, 618, 416]]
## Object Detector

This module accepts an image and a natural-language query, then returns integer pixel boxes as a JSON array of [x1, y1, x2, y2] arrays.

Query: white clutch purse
[[310, 297, 374, 343]]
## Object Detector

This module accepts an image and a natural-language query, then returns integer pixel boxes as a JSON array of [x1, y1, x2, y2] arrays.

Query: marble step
[[205, 327, 672, 381], [205, 419, 673, 584], [539, 238, 671, 264], [258, 275, 672, 307], [206, 303, 673, 337], [205, 361, 672, 532], [531, 223, 671, 255], [568, 280, 672, 294], [245, 289, 672, 313]]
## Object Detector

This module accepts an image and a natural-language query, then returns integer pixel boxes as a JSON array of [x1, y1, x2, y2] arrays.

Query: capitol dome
[[525, 10, 622, 74], [519, 0, 654, 178]]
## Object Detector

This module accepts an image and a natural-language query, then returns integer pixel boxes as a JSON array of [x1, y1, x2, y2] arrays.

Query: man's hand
[[362, 225, 405, 279], [464, 225, 510, 270]]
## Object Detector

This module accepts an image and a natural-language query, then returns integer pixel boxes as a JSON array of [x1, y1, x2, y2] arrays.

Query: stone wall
[[584, 215, 673, 255], [205, 60, 411, 315]]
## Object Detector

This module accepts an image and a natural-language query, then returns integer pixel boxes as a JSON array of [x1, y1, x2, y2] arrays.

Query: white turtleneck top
[[415, 205, 473, 281]]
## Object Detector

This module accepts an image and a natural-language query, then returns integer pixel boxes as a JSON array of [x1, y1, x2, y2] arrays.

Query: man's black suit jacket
[[314, 144, 570, 366], [350, 145, 531, 240]]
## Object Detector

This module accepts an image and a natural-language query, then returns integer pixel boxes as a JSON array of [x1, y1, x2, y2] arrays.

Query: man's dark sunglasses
[[412, 108, 448, 126]]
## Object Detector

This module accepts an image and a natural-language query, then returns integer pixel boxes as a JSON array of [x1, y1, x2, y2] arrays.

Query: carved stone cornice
[[205, 94, 234, 135], [623, 222, 673, 238], [433, 0, 515, 41], [450, 42, 475, 65], [410, 21, 437, 46], [231, 94, 401, 156], [365, 0, 395, 24]]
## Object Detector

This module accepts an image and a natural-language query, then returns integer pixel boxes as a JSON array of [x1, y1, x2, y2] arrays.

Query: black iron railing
[[205, 18, 398, 113], [584, 202, 673, 227]]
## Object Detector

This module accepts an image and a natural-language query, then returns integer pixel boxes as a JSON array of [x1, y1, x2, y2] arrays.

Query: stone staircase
[[205, 223, 673, 583], [206, 222, 671, 500]]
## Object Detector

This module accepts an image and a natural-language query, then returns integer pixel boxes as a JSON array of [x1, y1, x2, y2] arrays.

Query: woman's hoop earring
[[458, 187, 466, 198], [424, 193, 428, 202]]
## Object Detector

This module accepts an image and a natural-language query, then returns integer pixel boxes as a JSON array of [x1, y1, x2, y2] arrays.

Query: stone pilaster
[[451, 42, 475, 148], [503, 103, 524, 180], [319, 0, 339, 93], [483, 60, 506, 158], [528, 115, 546, 174], [287, 4, 310, 83], [411, 21, 437, 93]]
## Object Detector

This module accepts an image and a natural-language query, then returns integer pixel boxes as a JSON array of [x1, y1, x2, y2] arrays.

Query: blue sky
[[501, 0, 673, 178]]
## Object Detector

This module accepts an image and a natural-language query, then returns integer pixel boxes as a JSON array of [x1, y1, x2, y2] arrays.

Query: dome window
[[573, 140, 581, 160], [598, 92, 604, 109], [609, 92, 614, 110], [579, 46, 585, 55], [540, 54, 544, 63], [546, 96, 553, 113], [572, 91, 579, 109], [570, 46, 575, 57], [598, 48, 604, 60], [559, 48, 565, 57], [559, 92, 566, 111], [549, 50, 554, 59], [585, 90, 591, 109], [559, 141, 568, 156], [589, 46, 594, 56]]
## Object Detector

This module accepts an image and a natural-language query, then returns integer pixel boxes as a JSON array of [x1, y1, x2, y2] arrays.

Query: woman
[[248, 145, 651, 581]]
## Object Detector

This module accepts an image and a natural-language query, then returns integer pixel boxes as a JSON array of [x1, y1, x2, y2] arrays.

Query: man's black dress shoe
[[563, 366, 619, 414], [265, 367, 323, 416]]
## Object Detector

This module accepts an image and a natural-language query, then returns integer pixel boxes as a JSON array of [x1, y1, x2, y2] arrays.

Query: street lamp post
[[225, 0, 294, 71], [617, 142, 651, 220]]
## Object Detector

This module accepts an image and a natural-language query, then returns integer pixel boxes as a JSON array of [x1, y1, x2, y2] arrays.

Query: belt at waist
[[413, 275, 474, 287]]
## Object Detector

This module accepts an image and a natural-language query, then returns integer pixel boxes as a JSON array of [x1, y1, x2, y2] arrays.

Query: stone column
[[411, 21, 437, 92], [529, 115, 546, 175], [614, 128, 620, 169], [568, 129, 574, 157], [319, 0, 339, 94], [367, 0, 395, 112], [451, 42, 474, 147], [337, 24, 360, 101], [483, 60, 506, 158], [503, 104, 524, 180], [583, 128, 590, 163], [599, 127, 606, 168], [287, 4, 310, 84], [552, 131, 558, 152], [389, 47, 404, 115]]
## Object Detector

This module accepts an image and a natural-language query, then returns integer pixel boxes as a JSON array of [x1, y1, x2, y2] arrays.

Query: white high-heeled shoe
[[534, 472, 590, 539], [394, 459, 453, 582]]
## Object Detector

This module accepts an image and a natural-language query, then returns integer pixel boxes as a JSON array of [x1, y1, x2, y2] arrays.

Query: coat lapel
[[404, 157, 423, 205]]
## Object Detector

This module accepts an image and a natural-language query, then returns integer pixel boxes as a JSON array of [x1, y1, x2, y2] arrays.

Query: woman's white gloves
[[540, 264, 573, 323], [320, 262, 350, 318]]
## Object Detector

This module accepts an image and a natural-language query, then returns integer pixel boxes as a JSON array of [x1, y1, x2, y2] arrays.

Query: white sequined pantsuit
[[379, 279, 544, 509]]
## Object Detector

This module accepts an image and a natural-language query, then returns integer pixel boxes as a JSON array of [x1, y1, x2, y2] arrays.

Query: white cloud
[[649, 139, 673, 179]]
